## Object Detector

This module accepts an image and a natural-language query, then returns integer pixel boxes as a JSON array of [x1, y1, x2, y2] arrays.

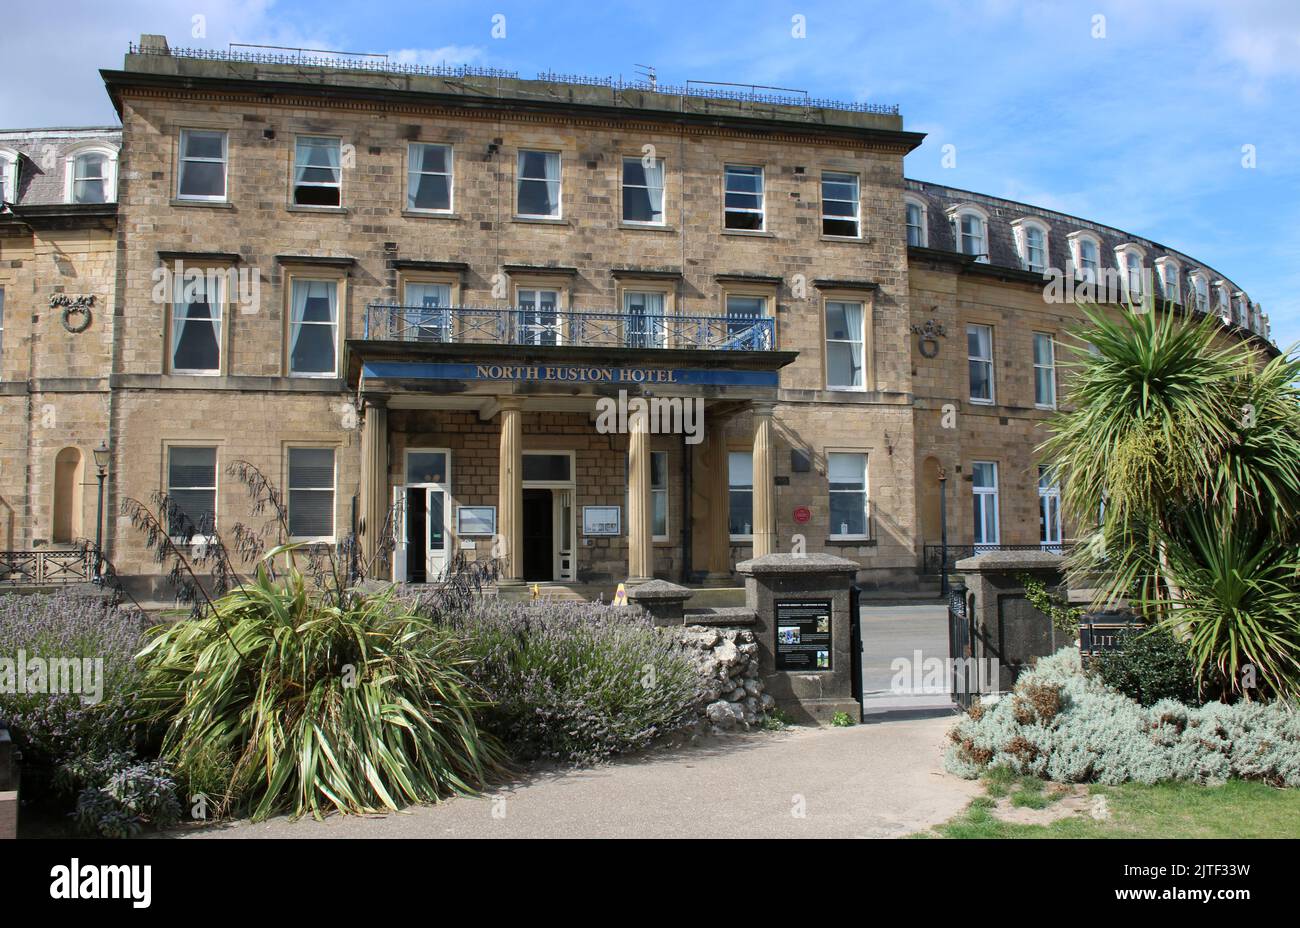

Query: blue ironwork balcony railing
[[1, 548, 94, 585], [363, 303, 775, 352], [923, 543, 1071, 574]]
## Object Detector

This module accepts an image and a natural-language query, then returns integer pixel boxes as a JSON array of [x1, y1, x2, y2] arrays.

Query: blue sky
[[4, 0, 1298, 347]]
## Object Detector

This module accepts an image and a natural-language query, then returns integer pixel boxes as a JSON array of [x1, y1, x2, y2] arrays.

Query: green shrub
[[830, 711, 856, 727], [0, 590, 148, 802], [69, 754, 181, 838], [433, 598, 704, 764], [135, 560, 503, 821], [1090, 626, 1201, 706], [947, 648, 1300, 787]]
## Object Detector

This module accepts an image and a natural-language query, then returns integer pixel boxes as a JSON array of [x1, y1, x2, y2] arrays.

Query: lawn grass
[[929, 775, 1300, 839]]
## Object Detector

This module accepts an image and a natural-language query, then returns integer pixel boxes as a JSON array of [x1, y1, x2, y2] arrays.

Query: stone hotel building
[[0, 36, 1276, 598]]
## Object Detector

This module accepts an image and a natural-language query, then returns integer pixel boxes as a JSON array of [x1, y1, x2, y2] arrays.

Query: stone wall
[[671, 625, 772, 732]]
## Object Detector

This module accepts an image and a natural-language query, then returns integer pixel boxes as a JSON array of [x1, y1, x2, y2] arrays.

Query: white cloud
[[388, 46, 485, 68]]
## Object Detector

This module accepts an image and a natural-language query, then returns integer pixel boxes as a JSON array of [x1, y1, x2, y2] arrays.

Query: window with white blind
[[825, 300, 866, 390], [167, 446, 217, 537], [517, 150, 561, 218], [170, 270, 223, 374], [972, 461, 999, 546], [288, 447, 336, 540], [1033, 333, 1056, 409], [724, 165, 764, 231], [622, 157, 665, 224], [288, 279, 338, 376], [728, 452, 753, 540], [967, 324, 994, 403], [828, 452, 869, 539], [293, 136, 342, 207], [177, 129, 228, 201], [407, 143, 452, 212], [821, 172, 859, 237]]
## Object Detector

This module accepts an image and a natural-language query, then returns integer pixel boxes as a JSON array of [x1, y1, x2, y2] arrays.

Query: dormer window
[[1190, 272, 1210, 313], [1069, 231, 1101, 282], [904, 196, 928, 247], [1155, 256, 1180, 302], [950, 206, 988, 262], [1233, 292, 1249, 328], [1214, 282, 1232, 323], [1012, 218, 1049, 273], [1115, 244, 1146, 302], [65, 145, 118, 204], [0, 149, 16, 206]]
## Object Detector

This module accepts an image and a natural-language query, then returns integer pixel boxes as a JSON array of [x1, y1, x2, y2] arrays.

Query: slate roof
[[0, 127, 121, 207]]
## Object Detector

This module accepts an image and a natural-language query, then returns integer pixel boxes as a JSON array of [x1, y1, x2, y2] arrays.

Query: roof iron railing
[[125, 43, 900, 115]]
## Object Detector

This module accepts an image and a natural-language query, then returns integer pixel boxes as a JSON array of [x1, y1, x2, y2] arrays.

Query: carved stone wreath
[[49, 294, 96, 333], [909, 319, 947, 358]]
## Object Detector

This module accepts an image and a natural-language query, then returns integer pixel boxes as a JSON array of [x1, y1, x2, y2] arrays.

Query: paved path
[[183, 714, 975, 839]]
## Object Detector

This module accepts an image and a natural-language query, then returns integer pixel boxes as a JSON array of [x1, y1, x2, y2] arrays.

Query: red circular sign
[[793, 507, 811, 524]]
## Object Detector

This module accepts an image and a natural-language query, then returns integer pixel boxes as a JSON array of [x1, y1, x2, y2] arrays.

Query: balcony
[[363, 303, 775, 352]]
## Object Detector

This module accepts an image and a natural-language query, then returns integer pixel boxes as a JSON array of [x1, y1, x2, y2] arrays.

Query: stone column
[[627, 418, 653, 582], [359, 399, 388, 571], [497, 396, 524, 583], [705, 417, 731, 578], [751, 402, 777, 557]]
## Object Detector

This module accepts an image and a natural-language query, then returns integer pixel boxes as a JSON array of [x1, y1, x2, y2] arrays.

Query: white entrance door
[[554, 488, 575, 581], [425, 486, 450, 579], [391, 486, 408, 582]]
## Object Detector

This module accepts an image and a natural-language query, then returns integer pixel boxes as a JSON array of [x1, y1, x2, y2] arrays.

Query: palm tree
[[1041, 302, 1300, 698]]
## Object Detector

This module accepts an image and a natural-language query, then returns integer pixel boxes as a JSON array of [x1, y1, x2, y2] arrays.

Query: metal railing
[[363, 303, 775, 352], [0, 548, 94, 585], [126, 44, 899, 115], [923, 543, 1071, 574]]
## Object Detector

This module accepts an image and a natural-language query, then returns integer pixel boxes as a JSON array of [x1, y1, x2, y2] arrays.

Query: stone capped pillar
[[359, 399, 388, 570], [751, 402, 777, 557], [627, 417, 654, 582], [497, 396, 524, 582]]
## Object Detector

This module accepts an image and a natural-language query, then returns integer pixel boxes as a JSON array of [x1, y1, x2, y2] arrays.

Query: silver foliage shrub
[[946, 648, 1300, 786]]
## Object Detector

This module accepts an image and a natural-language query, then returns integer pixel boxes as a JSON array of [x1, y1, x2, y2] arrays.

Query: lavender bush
[[431, 598, 705, 764], [0, 589, 148, 799]]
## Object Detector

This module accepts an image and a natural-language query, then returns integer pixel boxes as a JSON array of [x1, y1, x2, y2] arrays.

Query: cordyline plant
[[134, 550, 505, 821], [1040, 302, 1300, 699]]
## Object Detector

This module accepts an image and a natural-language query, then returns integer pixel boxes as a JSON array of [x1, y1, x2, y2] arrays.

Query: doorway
[[392, 448, 452, 583], [522, 489, 553, 581], [521, 451, 576, 582]]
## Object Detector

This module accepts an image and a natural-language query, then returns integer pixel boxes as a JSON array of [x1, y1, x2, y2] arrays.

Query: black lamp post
[[92, 440, 111, 585], [938, 466, 949, 596]]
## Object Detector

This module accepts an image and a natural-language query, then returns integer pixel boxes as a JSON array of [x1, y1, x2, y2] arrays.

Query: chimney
[[138, 34, 170, 54]]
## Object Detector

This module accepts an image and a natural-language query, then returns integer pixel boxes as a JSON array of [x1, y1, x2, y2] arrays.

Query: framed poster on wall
[[582, 505, 621, 536], [456, 506, 496, 536]]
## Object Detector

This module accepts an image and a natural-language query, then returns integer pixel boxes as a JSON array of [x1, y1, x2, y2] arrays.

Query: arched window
[[64, 144, 118, 204], [0, 148, 17, 206], [1155, 256, 1180, 302], [1189, 271, 1210, 314], [52, 447, 84, 544], [948, 205, 989, 263], [904, 195, 928, 247], [1012, 218, 1050, 273], [1214, 282, 1232, 323], [1068, 231, 1102, 282], [1115, 244, 1147, 302], [1233, 292, 1250, 328]]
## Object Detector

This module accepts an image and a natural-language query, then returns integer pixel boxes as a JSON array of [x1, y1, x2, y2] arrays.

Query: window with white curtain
[[178, 129, 228, 200], [407, 143, 452, 212], [972, 461, 999, 546], [1038, 466, 1062, 548], [403, 281, 451, 341], [728, 452, 753, 539], [167, 446, 217, 537], [828, 452, 869, 539], [624, 290, 666, 348], [724, 165, 764, 230], [967, 323, 994, 403], [825, 300, 865, 389], [651, 451, 668, 539], [821, 172, 859, 237], [517, 150, 561, 218], [622, 157, 664, 224], [288, 447, 335, 540], [293, 136, 342, 206], [171, 270, 223, 373], [288, 279, 338, 375], [518, 288, 560, 345], [1033, 333, 1056, 408]]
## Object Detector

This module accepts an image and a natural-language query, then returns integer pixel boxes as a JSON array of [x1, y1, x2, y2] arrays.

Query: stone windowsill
[[401, 210, 462, 221], [170, 198, 234, 209], [287, 204, 348, 215]]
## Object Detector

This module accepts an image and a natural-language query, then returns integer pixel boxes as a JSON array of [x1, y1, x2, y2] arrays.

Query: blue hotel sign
[[362, 361, 779, 387]]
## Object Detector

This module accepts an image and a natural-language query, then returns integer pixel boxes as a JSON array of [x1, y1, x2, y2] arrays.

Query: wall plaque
[[774, 599, 832, 671]]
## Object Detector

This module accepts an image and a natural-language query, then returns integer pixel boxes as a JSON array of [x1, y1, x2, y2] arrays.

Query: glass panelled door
[[391, 486, 408, 581], [519, 289, 560, 345], [425, 487, 449, 579], [624, 291, 665, 349], [405, 282, 451, 342]]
